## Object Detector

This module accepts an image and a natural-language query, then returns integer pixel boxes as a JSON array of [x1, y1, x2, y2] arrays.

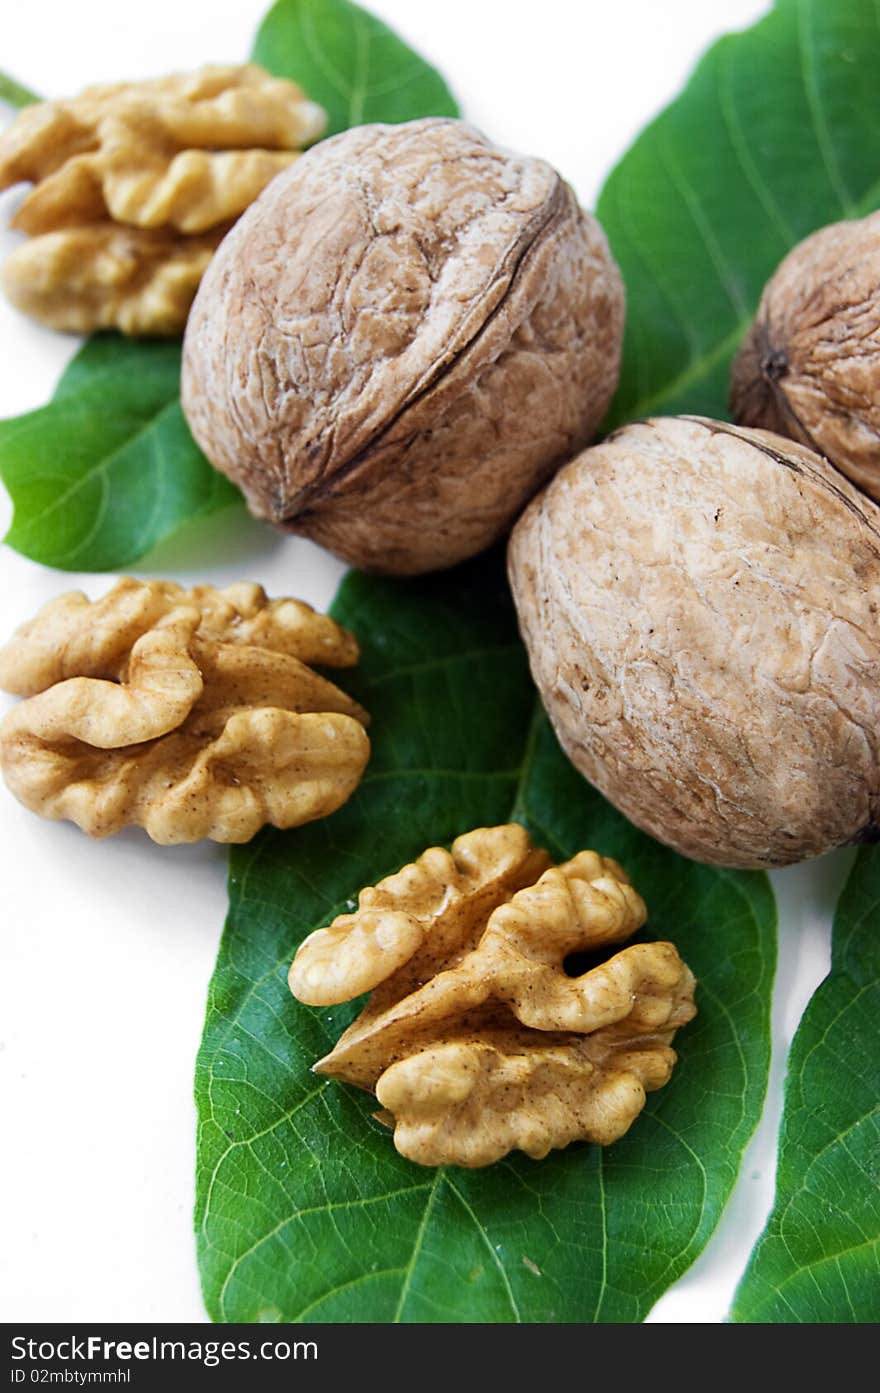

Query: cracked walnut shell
[[0, 578, 369, 843], [182, 117, 625, 575], [731, 213, 880, 502], [508, 415, 880, 868], [0, 65, 326, 335], [289, 825, 696, 1167]]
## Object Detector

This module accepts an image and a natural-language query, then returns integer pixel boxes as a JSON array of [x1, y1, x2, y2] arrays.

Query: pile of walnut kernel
[[4, 68, 880, 1168]]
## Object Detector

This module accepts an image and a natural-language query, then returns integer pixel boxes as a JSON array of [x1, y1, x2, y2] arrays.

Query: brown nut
[[731, 213, 880, 502], [508, 415, 880, 869], [181, 117, 624, 575], [0, 65, 326, 335], [289, 825, 696, 1167], [0, 578, 369, 843]]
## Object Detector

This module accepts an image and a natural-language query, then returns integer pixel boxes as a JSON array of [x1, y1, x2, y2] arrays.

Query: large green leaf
[[0, 2, 458, 573], [254, 0, 459, 137], [0, 338, 239, 572], [194, 557, 776, 1323], [597, 0, 880, 427], [731, 849, 880, 1322]]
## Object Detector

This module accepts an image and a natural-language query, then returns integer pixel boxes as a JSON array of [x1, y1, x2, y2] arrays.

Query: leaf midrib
[[391, 1169, 442, 1321], [300, 0, 357, 104]]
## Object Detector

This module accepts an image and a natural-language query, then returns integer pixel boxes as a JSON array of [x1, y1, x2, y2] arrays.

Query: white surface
[[0, 0, 840, 1325]]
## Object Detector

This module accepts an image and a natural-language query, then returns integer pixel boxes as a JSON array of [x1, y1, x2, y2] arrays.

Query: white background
[[0, 0, 852, 1324]]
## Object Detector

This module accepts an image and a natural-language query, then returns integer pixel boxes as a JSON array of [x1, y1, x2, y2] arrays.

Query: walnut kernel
[[289, 825, 696, 1167], [0, 578, 369, 843], [0, 65, 326, 335], [1, 224, 224, 336]]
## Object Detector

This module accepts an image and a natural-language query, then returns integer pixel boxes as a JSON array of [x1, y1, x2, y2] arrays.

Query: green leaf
[[731, 848, 880, 1322], [0, 337, 240, 572], [195, 556, 776, 1323], [252, 0, 459, 137], [0, 70, 40, 107], [597, 0, 880, 428]]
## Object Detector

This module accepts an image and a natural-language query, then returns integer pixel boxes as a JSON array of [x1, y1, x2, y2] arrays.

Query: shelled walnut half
[[289, 825, 696, 1167], [0, 578, 369, 843], [0, 64, 326, 334]]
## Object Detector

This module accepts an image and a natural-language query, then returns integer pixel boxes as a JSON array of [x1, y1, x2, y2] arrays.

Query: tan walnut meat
[[508, 415, 880, 869], [731, 212, 880, 503], [0, 578, 369, 843], [2, 224, 225, 337], [182, 117, 625, 575], [289, 825, 696, 1167], [0, 65, 326, 335]]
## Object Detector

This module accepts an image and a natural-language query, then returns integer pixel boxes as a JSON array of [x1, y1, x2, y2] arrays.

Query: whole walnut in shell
[[182, 117, 624, 575], [508, 415, 880, 869], [731, 212, 880, 501]]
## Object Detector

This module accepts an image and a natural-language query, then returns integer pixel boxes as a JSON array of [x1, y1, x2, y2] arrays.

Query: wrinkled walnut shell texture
[[289, 825, 696, 1167], [182, 118, 624, 574], [508, 416, 880, 868], [731, 212, 880, 501]]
